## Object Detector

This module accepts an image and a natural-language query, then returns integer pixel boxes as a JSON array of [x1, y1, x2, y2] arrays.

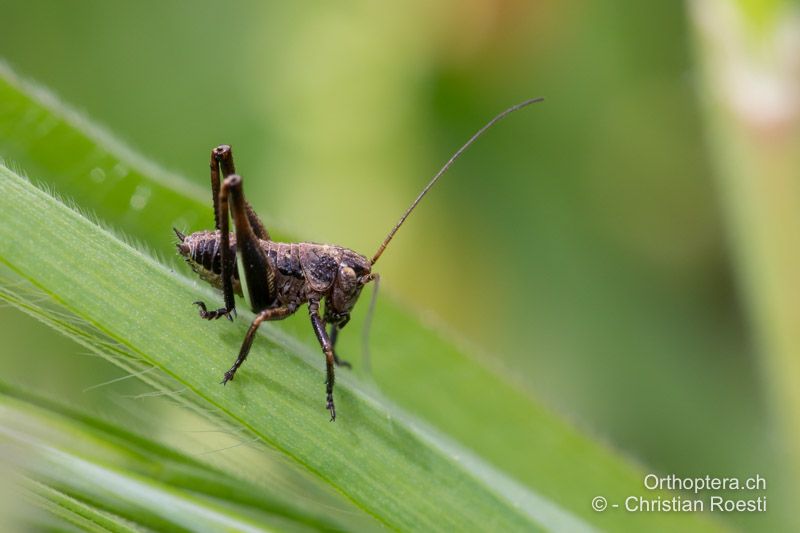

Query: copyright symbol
[[592, 496, 607, 512]]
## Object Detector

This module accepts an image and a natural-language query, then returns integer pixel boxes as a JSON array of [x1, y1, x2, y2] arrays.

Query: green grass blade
[[1, 386, 336, 532], [25, 481, 139, 533], [0, 165, 556, 532], [0, 64, 728, 531], [0, 277, 384, 531], [0, 378, 372, 532]]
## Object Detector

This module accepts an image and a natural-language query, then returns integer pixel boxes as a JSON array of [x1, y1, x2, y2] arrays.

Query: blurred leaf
[[0, 64, 728, 531], [26, 481, 140, 533], [0, 384, 348, 532], [690, 1, 800, 529]]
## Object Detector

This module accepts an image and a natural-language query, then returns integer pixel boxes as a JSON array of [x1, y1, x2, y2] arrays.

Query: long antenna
[[370, 96, 544, 265]]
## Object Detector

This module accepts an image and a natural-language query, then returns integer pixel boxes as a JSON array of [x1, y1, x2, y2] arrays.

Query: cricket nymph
[[178, 97, 541, 420], [176, 229, 370, 322]]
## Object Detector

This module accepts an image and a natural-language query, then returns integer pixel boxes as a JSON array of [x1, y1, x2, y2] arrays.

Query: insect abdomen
[[195, 232, 222, 273], [178, 230, 240, 293]]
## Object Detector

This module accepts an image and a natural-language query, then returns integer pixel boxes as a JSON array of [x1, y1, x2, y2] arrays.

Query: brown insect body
[[177, 98, 542, 420], [178, 231, 369, 323]]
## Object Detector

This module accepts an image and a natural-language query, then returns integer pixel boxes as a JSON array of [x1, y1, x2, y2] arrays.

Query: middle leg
[[222, 305, 295, 384]]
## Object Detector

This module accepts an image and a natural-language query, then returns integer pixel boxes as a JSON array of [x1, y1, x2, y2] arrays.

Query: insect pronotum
[[176, 97, 543, 420]]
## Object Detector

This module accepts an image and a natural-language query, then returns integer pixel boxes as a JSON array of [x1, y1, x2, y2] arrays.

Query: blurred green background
[[1, 0, 797, 529]]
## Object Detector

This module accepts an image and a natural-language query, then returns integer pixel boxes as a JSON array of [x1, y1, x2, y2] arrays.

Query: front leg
[[309, 299, 338, 421], [328, 323, 352, 368], [324, 308, 351, 368]]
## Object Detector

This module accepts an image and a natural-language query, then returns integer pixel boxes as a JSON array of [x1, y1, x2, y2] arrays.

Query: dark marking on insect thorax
[[300, 244, 342, 293]]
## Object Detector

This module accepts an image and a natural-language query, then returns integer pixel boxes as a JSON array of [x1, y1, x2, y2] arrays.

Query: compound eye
[[338, 266, 356, 287]]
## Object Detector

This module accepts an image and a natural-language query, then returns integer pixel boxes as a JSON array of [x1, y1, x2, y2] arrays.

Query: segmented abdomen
[[190, 232, 223, 274], [179, 230, 239, 292]]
